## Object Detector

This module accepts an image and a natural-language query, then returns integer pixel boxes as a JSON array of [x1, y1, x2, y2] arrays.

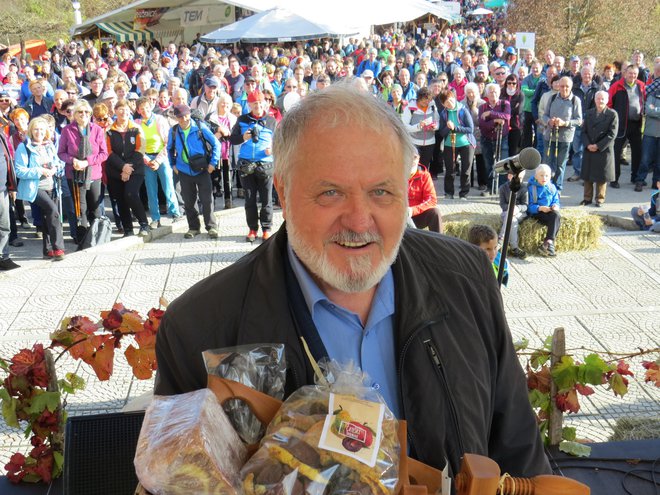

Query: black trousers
[[473, 153, 487, 187], [508, 128, 522, 157], [430, 131, 445, 177], [416, 144, 435, 169], [33, 189, 64, 255], [531, 210, 561, 241], [68, 178, 104, 243], [614, 119, 642, 183], [107, 174, 148, 233], [178, 171, 216, 231], [412, 207, 443, 233], [521, 111, 537, 149], [241, 163, 274, 232], [443, 144, 474, 197]]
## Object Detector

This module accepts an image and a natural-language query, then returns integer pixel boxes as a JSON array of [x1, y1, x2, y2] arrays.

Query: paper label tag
[[317, 393, 385, 468]]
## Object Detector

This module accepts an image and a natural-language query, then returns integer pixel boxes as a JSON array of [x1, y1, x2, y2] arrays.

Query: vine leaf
[[559, 440, 591, 457], [555, 388, 581, 413], [578, 354, 611, 385], [608, 372, 629, 397], [124, 345, 157, 380], [552, 355, 578, 390], [642, 361, 660, 386]]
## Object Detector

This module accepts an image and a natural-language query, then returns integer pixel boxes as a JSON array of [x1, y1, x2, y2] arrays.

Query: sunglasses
[[76, 110, 91, 115], [495, 72, 506, 76], [96, 117, 110, 123], [506, 82, 517, 86], [0, 99, 10, 103], [439, 79, 448, 83]]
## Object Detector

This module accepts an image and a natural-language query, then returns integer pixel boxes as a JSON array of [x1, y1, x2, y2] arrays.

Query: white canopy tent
[[201, 7, 358, 43], [468, 8, 494, 15]]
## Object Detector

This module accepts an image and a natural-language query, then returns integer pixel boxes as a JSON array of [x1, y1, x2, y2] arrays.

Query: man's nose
[[341, 194, 374, 233]]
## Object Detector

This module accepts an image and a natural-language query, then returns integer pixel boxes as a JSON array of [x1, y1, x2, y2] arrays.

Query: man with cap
[[475, 64, 491, 83], [191, 76, 221, 125], [361, 70, 378, 96], [100, 90, 118, 118], [167, 103, 221, 239], [230, 90, 277, 242]]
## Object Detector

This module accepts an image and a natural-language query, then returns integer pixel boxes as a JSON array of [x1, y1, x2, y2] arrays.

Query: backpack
[[78, 216, 112, 250], [170, 120, 213, 164]]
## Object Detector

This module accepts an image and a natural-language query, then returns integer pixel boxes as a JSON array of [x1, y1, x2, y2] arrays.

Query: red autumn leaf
[[527, 365, 552, 394], [143, 307, 165, 333], [5, 452, 26, 483], [575, 383, 595, 396], [124, 345, 157, 380], [101, 308, 123, 330], [26, 446, 54, 483], [555, 388, 581, 414], [32, 409, 60, 437], [101, 303, 143, 334], [84, 335, 116, 381], [615, 360, 635, 377], [642, 361, 660, 387], [9, 345, 50, 388]]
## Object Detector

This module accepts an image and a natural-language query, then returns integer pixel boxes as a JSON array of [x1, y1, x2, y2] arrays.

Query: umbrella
[[200, 7, 357, 44], [469, 7, 494, 15]]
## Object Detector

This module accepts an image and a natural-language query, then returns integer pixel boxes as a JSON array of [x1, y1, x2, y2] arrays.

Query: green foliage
[[1, 389, 19, 428], [551, 355, 578, 391], [559, 440, 591, 457], [58, 373, 86, 395], [25, 391, 61, 415], [578, 354, 612, 385]]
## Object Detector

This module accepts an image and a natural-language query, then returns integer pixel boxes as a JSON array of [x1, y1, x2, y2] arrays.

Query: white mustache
[[327, 231, 382, 245]]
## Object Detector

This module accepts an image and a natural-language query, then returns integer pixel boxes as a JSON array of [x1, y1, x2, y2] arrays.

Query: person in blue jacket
[[527, 164, 561, 256], [167, 104, 221, 240], [230, 90, 278, 242], [14, 116, 65, 260]]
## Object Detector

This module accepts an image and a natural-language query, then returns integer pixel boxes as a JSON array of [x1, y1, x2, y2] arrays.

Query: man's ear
[[273, 175, 286, 218]]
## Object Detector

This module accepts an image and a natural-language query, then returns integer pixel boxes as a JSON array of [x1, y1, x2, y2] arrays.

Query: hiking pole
[[492, 123, 503, 195], [450, 130, 456, 167]]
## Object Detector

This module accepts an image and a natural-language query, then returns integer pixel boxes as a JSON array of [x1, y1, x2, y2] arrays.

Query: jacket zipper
[[397, 320, 437, 456], [423, 338, 466, 456]]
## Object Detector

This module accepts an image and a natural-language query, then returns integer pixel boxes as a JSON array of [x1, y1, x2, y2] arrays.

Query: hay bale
[[443, 209, 603, 254], [609, 416, 660, 441]]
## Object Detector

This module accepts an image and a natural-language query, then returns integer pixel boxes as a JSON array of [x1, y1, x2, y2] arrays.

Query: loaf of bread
[[135, 388, 247, 495]]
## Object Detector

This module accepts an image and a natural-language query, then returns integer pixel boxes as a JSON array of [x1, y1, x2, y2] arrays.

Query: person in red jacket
[[407, 154, 443, 233], [608, 65, 646, 188]]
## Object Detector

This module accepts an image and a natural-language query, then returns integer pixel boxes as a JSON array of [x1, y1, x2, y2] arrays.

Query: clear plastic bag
[[203, 344, 286, 445], [241, 361, 400, 495], [134, 388, 247, 495]]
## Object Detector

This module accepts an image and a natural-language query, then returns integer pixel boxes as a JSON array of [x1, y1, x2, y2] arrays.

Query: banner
[[181, 7, 209, 27], [134, 7, 168, 30], [515, 32, 536, 51]]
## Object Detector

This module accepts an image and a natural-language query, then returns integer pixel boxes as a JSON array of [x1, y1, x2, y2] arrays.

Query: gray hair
[[485, 82, 501, 95], [536, 164, 552, 175], [273, 83, 416, 192], [72, 99, 93, 115], [595, 90, 609, 102]]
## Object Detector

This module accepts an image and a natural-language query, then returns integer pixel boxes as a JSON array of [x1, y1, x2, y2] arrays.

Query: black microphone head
[[519, 147, 542, 170]]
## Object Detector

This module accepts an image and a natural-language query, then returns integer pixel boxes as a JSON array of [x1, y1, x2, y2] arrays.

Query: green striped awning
[[96, 22, 154, 43]]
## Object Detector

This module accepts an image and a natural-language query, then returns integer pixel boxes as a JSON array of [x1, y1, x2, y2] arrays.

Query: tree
[[505, 0, 660, 65]]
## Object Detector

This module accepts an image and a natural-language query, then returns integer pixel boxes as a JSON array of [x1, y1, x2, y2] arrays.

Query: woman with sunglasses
[[14, 116, 66, 260], [58, 99, 108, 245], [501, 74, 524, 156]]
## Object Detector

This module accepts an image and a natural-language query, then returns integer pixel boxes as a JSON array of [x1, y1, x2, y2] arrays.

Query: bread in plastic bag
[[241, 361, 400, 495], [135, 388, 247, 495]]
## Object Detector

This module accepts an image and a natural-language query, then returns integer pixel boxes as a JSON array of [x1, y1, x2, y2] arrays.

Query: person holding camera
[[230, 90, 277, 242]]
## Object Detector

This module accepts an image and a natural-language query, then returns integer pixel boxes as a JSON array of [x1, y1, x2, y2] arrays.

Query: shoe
[[19, 220, 30, 229], [634, 182, 643, 192], [547, 241, 556, 257], [224, 199, 233, 209], [184, 229, 200, 239], [0, 258, 20, 271], [610, 181, 620, 188], [478, 185, 487, 191], [579, 200, 592, 206], [246, 229, 257, 242], [567, 175, 580, 182], [594, 202, 602, 208], [123, 231, 135, 238], [52, 249, 65, 261], [445, 194, 454, 200], [621, 157, 629, 166], [138, 226, 151, 237], [510, 247, 527, 260], [262, 230, 271, 241], [459, 196, 467, 201], [149, 220, 161, 229], [116, 226, 124, 234], [9, 238, 24, 247], [538, 242, 550, 257], [171, 214, 184, 223], [34, 230, 43, 239], [208, 228, 219, 239]]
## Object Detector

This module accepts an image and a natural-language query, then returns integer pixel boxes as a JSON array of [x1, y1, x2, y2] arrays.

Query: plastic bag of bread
[[135, 388, 247, 494], [241, 361, 400, 495]]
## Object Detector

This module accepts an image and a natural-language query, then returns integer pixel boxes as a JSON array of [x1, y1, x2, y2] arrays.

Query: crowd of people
[[0, 15, 658, 270]]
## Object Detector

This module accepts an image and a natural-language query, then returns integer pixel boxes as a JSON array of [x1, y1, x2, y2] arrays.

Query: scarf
[[74, 125, 93, 190]]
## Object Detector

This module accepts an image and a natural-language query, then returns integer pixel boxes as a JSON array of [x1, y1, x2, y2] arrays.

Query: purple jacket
[[57, 122, 108, 181], [478, 99, 511, 140]]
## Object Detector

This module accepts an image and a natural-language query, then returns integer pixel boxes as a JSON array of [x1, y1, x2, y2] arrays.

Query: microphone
[[494, 147, 542, 175]]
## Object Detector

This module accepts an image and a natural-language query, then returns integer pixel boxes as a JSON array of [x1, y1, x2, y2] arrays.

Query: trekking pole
[[57, 176, 62, 219], [450, 130, 456, 166], [492, 123, 503, 195], [553, 126, 559, 162]]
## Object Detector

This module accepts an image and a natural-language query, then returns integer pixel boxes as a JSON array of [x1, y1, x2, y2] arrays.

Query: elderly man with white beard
[[153, 83, 551, 480]]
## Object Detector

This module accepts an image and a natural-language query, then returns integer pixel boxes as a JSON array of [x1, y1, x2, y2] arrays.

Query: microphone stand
[[497, 173, 522, 288]]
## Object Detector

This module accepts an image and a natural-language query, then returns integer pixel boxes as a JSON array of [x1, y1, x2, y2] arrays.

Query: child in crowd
[[468, 224, 509, 286], [498, 171, 528, 259], [631, 180, 660, 233], [527, 164, 561, 257]]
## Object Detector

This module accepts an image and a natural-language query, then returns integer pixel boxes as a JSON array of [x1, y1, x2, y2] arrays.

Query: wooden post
[[45, 349, 64, 453], [549, 327, 566, 445]]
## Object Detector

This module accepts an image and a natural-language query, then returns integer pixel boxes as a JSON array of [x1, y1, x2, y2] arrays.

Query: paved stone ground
[[1, 165, 658, 470]]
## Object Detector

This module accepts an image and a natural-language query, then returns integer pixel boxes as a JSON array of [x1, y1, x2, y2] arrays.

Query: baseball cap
[[172, 104, 191, 118], [244, 75, 256, 83], [247, 90, 265, 103], [0, 91, 10, 99], [127, 92, 139, 100], [204, 76, 220, 87], [570, 55, 580, 62], [101, 90, 117, 100], [362, 69, 374, 79], [476, 64, 488, 73], [506, 46, 516, 54]]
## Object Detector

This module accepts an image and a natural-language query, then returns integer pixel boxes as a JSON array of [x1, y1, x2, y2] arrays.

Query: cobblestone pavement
[[1, 169, 659, 469]]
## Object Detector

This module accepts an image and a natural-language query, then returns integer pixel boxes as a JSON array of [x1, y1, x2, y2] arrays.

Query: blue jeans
[[144, 154, 181, 221], [571, 126, 583, 175], [635, 135, 660, 185], [547, 141, 570, 191]]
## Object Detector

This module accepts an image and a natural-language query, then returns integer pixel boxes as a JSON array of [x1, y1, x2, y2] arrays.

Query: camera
[[249, 126, 260, 143]]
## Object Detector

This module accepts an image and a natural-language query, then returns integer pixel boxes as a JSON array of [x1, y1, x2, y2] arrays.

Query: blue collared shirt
[[287, 243, 402, 418]]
